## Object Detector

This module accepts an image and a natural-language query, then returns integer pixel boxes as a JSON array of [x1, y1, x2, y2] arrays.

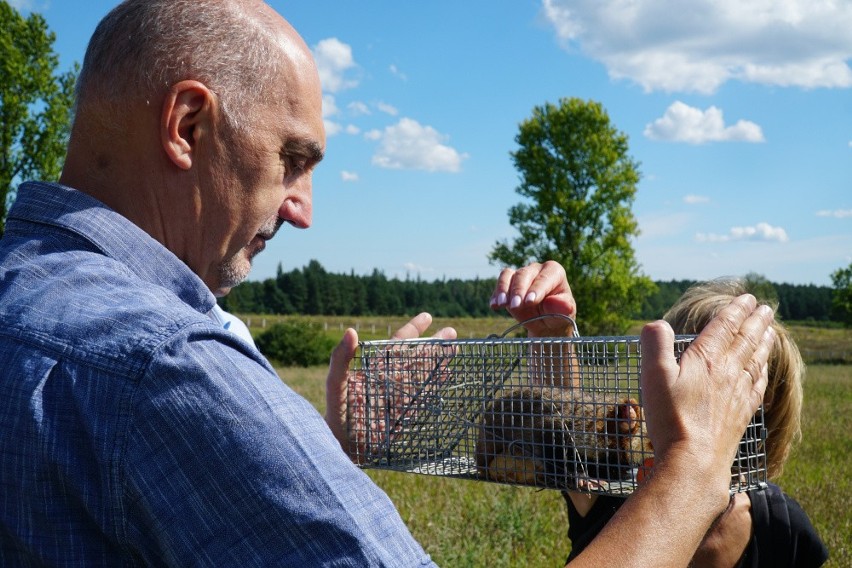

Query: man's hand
[[571, 296, 774, 567], [324, 313, 456, 459], [490, 261, 577, 337], [639, 294, 774, 501]]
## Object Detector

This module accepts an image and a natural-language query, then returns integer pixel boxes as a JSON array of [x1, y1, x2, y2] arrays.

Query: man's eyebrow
[[286, 140, 324, 163]]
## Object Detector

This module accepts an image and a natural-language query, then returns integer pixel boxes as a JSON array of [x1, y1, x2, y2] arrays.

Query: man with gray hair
[[0, 1, 775, 565]]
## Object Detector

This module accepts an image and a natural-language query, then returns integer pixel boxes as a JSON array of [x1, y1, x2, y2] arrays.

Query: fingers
[[432, 326, 458, 340], [390, 312, 458, 341], [730, 303, 774, 382], [691, 294, 759, 361], [391, 312, 433, 339], [490, 261, 574, 314], [490, 261, 576, 337], [687, 294, 774, 404], [745, 326, 775, 410]]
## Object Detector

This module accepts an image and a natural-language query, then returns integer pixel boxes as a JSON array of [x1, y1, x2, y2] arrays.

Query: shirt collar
[[8, 181, 217, 314]]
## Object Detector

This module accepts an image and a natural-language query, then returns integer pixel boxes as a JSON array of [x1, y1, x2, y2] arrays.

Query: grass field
[[274, 320, 851, 567]]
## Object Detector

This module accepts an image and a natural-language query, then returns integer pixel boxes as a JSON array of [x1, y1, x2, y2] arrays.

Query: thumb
[[640, 320, 676, 377], [639, 320, 680, 404], [325, 328, 358, 446]]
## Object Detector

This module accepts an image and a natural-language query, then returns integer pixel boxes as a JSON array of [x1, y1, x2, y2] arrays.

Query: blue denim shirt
[[0, 182, 436, 567]]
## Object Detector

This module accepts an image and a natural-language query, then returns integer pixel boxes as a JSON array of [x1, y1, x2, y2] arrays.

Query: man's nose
[[280, 179, 312, 229]]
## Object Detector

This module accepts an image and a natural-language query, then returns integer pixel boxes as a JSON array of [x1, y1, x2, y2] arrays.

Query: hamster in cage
[[348, 333, 766, 496]]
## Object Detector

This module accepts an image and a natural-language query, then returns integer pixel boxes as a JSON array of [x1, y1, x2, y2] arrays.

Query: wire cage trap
[[348, 325, 767, 497]]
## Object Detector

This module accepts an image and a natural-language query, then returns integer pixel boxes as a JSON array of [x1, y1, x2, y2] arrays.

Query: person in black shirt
[[564, 279, 829, 567]]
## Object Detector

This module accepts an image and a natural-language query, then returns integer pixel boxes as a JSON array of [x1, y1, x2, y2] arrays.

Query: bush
[[255, 319, 335, 367]]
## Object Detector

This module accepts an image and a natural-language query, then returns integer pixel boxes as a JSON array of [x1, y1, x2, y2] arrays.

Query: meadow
[[271, 319, 851, 567]]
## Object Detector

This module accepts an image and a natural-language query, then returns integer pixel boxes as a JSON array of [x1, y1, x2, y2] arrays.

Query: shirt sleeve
[[748, 483, 829, 568], [786, 495, 830, 568], [120, 323, 436, 567]]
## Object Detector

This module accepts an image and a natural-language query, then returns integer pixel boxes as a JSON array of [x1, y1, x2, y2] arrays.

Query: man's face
[[200, 56, 325, 297]]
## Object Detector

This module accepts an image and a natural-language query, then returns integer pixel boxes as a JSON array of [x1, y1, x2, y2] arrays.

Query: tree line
[[219, 260, 837, 324]]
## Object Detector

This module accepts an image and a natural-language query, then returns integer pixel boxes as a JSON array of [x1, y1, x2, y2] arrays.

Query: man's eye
[[283, 155, 308, 176]]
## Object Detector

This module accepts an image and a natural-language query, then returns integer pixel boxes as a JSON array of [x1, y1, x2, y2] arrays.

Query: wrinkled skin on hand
[[345, 341, 456, 463], [639, 295, 774, 493], [325, 313, 456, 460]]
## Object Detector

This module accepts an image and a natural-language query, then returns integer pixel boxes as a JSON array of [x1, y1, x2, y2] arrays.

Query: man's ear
[[161, 80, 215, 170]]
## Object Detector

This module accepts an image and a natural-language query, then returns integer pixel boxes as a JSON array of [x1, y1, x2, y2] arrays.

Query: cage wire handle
[[489, 313, 580, 339]]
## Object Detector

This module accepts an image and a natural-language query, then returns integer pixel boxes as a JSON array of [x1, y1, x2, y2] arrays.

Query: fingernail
[[525, 291, 536, 304], [489, 295, 497, 307], [510, 295, 521, 309], [497, 292, 507, 306]]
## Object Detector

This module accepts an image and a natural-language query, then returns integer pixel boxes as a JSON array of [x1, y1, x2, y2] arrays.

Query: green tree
[[830, 262, 852, 327], [1, 1, 77, 235], [490, 97, 655, 334], [743, 272, 779, 306]]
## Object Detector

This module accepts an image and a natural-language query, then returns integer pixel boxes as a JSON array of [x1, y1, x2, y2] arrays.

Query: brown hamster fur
[[475, 387, 651, 489]]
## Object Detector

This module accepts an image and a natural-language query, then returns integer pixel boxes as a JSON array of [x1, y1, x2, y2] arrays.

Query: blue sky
[[16, 0, 852, 286]]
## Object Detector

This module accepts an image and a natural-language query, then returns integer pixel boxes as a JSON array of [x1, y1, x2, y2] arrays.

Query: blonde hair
[[662, 278, 804, 479]]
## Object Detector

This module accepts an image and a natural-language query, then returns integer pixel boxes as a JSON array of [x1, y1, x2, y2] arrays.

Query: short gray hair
[[76, 0, 284, 131]]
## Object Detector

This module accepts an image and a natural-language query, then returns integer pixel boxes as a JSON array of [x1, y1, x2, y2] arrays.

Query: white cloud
[[321, 95, 343, 137], [816, 209, 852, 218], [312, 38, 358, 93], [347, 101, 370, 116], [345, 124, 360, 135], [377, 102, 399, 116], [363, 129, 382, 141], [542, 0, 852, 93], [696, 222, 789, 243], [683, 194, 710, 204], [638, 211, 694, 239], [370, 118, 468, 173], [8, 0, 43, 11], [324, 121, 342, 137], [341, 171, 359, 182], [389, 64, 407, 81], [645, 102, 764, 144], [322, 94, 339, 118], [403, 262, 433, 274]]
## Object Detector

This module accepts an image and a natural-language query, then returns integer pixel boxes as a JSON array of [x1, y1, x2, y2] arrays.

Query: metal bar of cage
[[348, 333, 767, 497]]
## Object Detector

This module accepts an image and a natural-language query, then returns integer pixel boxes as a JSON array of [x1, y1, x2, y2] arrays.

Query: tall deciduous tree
[[490, 97, 654, 334], [1, 1, 77, 235], [830, 262, 852, 327]]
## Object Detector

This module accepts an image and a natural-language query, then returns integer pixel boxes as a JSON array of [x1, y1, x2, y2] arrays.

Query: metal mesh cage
[[348, 333, 767, 496]]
